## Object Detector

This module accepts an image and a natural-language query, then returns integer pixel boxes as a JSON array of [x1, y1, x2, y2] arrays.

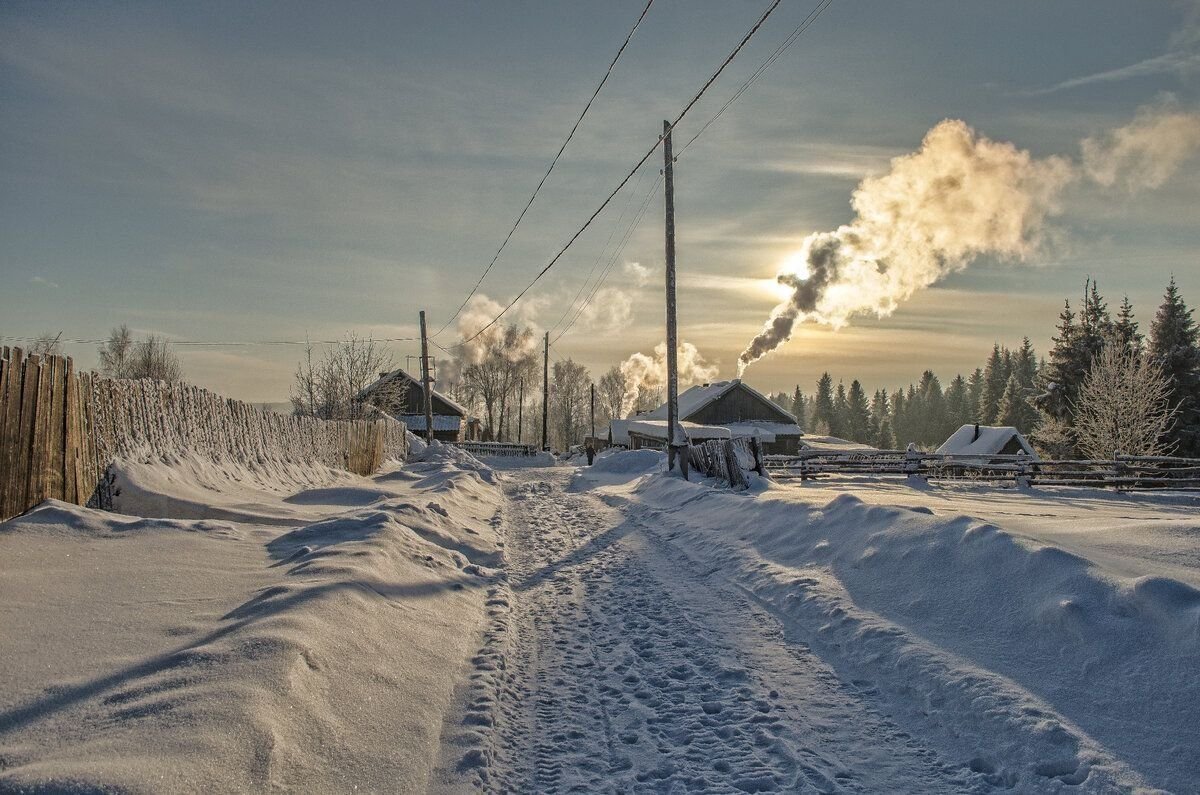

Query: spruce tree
[[845, 380, 872, 443], [1015, 337, 1038, 389], [945, 374, 970, 429], [1115, 295, 1143, 355], [790, 386, 805, 427], [890, 389, 907, 446], [1035, 300, 1083, 427], [876, 417, 896, 450], [997, 372, 1038, 432], [967, 368, 984, 422], [917, 370, 946, 445], [812, 373, 835, 435], [1148, 277, 1200, 456], [831, 382, 849, 439], [869, 389, 889, 446], [980, 344, 1007, 424]]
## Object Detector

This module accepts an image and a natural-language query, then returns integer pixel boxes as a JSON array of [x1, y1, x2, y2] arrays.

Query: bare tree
[[550, 359, 591, 451], [1073, 337, 1178, 459], [98, 325, 135, 378], [129, 335, 183, 382], [291, 334, 392, 420], [29, 332, 63, 356], [456, 323, 538, 441], [597, 366, 627, 424]]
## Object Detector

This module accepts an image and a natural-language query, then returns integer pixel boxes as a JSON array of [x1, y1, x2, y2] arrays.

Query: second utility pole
[[663, 120, 686, 478], [419, 310, 434, 446], [541, 331, 549, 452]]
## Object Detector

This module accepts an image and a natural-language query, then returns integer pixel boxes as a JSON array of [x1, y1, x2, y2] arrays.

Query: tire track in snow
[[445, 469, 981, 793]]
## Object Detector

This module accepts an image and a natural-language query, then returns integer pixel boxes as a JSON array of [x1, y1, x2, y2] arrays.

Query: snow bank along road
[[3, 446, 1196, 792], [434, 453, 1197, 793]]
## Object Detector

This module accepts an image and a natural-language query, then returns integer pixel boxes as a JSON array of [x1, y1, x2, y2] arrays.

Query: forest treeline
[[771, 278, 1199, 458]]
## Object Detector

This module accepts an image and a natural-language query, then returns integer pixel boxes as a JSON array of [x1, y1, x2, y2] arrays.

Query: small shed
[[936, 424, 1039, 461], [626, 419, 731, 450]]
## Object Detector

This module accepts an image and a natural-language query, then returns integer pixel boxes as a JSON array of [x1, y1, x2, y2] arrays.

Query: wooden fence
[[763, 449, 1200, 490], [1, 347, 408, 523], [687, 437, 765, 489], [457, 441, 539, 458]]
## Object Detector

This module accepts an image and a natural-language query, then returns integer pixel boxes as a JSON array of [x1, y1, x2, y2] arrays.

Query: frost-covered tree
[[130, 336, 182, 382], [1114, 295, 1143, 355], [292, 334, 390, 420], [98, 325, 135, 378], [550, 359, 591, 451], [1148, 277, 1200, 456], [597, 366, 627, 424], [1074, 339, 1177, 459]]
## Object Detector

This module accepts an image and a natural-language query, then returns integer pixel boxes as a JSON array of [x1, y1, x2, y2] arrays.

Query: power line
[[678, 0, 834, 156], [434, 0, 656, 338], [0, 334, 420, 347], [547, 161, 652, 337], [553, 171, 662, 345], [452, 0, 789, 351]]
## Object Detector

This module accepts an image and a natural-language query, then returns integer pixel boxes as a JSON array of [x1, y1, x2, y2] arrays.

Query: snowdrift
[[0, 446, 503, 792], [582, 453, 1198, 791]]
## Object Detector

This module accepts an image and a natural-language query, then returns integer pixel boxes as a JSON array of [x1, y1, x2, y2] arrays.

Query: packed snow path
[[442, 468, 981, 793]]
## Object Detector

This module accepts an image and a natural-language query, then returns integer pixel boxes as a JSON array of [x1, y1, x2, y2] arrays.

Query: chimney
[[972, 423, 980, 442]]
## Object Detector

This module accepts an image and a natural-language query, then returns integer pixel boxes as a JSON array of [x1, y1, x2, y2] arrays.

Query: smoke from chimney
[[737, 103, 1200, 374]]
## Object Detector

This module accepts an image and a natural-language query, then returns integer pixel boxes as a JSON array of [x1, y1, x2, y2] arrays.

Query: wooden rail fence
[[763, 449, 1200, 490], [1, 347, 408, 523]]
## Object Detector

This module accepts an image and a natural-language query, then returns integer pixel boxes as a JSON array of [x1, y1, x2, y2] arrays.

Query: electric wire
[[678, 0, 834, 156], [433, 0, 656, 338], [451, 0, 788, 351]]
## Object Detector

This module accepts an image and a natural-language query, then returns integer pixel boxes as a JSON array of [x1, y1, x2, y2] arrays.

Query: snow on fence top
[[0, 346, 407, 522]]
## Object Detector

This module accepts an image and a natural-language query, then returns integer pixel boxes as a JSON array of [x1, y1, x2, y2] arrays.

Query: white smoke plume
[[456, 294, 540, 365], [620, 342, 718, 412], [1082, 99, 1200, 190], [738, 104, 1200, 374]]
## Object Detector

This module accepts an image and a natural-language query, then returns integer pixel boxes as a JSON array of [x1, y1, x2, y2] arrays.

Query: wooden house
[[357, 369, 481, 443], [633, 379, 803, 455]]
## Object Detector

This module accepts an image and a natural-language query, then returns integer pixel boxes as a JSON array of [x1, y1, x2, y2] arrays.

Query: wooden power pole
[[419, 310, 434, 445], [541, 332, 550, 452], [663, 120, 686, 478], [517, 378, 524, 445]]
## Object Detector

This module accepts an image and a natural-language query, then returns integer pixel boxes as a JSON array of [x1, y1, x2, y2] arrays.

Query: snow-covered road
[[440, 468, 979, 793]]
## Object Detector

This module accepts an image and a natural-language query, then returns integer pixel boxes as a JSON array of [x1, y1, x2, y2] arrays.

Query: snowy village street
[[438, 467, 994, 793]]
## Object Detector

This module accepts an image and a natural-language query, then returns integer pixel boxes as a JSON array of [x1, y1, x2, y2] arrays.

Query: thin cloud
[[29, 275, 59, 289]]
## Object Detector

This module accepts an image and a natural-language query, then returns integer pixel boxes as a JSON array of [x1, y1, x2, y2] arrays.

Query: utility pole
[[541, 332, 550, 452], [663, 120, 687, 479], [590, 382, 596, 444], [419, 310, 434, 445], [518, 378, 524, 445]]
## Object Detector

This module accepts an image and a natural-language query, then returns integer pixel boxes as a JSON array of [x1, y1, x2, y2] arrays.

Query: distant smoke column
[[737, 118, 1078, 372]]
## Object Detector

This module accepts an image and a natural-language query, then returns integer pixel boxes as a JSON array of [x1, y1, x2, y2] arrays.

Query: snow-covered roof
[[609, 419, 634, 446], [935, 424, 1039, 460], [642, 379, 795, 423], [626, 419, 731, 442], [359, 369, 468, 417], [723, 421, 803, 442], [797, 435, 877, 452], [400, 414, 463, 433]]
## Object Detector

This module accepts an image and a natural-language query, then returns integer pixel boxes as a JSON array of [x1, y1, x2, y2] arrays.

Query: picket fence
[[0, 347, 407, 522]]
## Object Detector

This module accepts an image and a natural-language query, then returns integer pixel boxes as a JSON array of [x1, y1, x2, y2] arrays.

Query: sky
[[2, 0, 1199, 403]]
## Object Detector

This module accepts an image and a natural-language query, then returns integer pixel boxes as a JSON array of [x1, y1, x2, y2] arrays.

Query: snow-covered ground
[[0, 445, 503, 792], [3, 446, 1196, 792], [567, 452, 1199, 792]]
